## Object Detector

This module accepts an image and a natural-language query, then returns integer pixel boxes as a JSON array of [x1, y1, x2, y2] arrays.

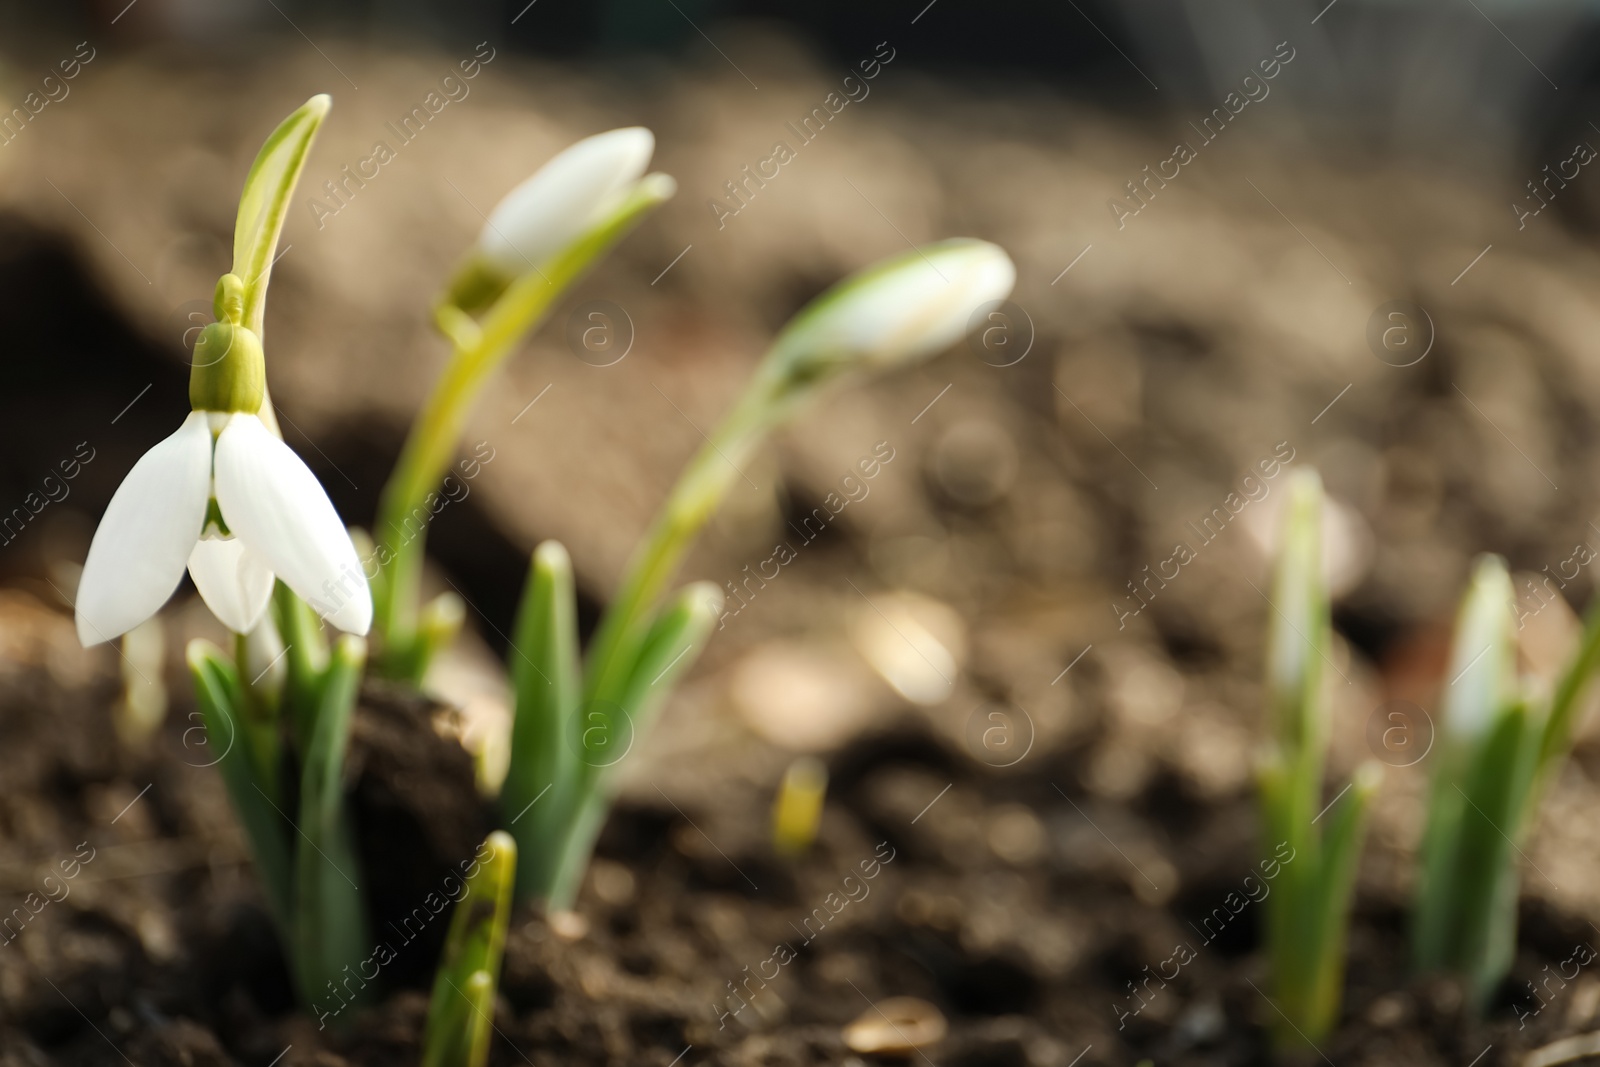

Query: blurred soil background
[[5, 2, 1600, 1064]]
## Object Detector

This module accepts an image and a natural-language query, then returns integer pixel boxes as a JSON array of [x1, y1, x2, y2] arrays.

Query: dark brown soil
[[0, 587, 1595, 1067]]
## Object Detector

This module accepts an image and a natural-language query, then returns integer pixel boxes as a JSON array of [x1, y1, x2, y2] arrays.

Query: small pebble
[[548, 910, 589, 941], [842, 996, 948, 1054], [590, 859, 636, 906], [1364, 992, 1408, 1028], [987, 805, 1045, 865]]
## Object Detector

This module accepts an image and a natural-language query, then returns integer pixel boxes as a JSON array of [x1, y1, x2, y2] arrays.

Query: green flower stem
[[188, 641, 294, 931], [372, 178, 674, 679], [273, 580, 330, 745], [232, 630, 281, 804], [292, 635, 370, 1014]]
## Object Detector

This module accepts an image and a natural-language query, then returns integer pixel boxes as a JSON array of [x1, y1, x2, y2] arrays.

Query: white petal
[[212, 414, 372, 635], [480, 127, 655, 276], [76, 411, 213, 646], [188, 537, 275, 634]]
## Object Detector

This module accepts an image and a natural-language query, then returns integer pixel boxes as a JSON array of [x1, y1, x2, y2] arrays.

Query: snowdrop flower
[[478, 126, 656, 278], [777, 239, 1016, 371], [76, 275, 370, 647]]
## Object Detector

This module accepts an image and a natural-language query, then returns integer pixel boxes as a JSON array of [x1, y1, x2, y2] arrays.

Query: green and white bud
[[1441, 554, 1516, 742], [189, 274, 265, 414], [764, 238, 1016, 399], [1266, 468, 1326, 751]]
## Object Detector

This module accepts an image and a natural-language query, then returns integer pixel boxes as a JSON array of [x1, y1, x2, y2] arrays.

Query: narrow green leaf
[[503, 543, 581, 901], [612, 580, 723, 746], [293, 634, 370, 1015], [1541, 594, 1600, 773], [423, 832, 517, 1067], [233, 94, 330, 334], [1303, 762, 1381, 1042], [1451, 700, 1546, 1009], [546, 583, 723, 910], [187, 640, 293, 929]]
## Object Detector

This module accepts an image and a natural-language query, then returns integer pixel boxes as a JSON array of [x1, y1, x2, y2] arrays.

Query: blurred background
[[5, 0, 1600, 1060]]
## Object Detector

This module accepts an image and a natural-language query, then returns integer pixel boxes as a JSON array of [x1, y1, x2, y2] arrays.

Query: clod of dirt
[[841, 996, 949, 1054]]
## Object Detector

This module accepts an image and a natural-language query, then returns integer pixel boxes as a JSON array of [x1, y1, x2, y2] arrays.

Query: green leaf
[[503, 543, 581, 900], [613, 581, 723, 742], [545, 582, 723, 911], [423, 832, 517, 1067], [292, 634, 370, 1015], [1449, 700, 1545, 1009], [1303, 762, 1381, 1041], [232, 94, 330, 334], [1413, 556, 1516, 969], [187, 640, 294, 929], [1541, 594, 1600, 773]]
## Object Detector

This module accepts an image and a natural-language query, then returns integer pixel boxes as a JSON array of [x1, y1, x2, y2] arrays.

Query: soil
[[0, 579, 1594, 1067]]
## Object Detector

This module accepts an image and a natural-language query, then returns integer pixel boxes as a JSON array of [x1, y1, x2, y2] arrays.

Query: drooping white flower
[[76, 275, 370, 647], [478, 126, 656, 277]]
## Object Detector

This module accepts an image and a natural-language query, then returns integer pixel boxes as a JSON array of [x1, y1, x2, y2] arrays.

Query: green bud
[[214, 272, 246, 326], [189, 276, 265, 414]]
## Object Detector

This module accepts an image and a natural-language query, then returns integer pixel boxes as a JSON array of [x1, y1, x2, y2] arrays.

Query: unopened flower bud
[[765, 239, 1015, 401], [189, 274, 265, 414]]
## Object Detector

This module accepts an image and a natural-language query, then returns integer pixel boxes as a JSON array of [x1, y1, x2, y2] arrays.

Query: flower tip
[[642, 172, 678, 201], [304, 93, 332, 119], [184, 637, 226, 673], [485, 829, 518, 863], [534, 539, 572, 573], [75, 611, 107, 648], [774, 237, 1019, 378], [685, 580, 725, 618], [480, 125, 659, 276]]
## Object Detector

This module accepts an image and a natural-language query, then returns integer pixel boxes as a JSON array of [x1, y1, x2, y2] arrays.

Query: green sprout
[[1413, 554, 1600, 1009], [1257, 469, 1381, 1050]]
